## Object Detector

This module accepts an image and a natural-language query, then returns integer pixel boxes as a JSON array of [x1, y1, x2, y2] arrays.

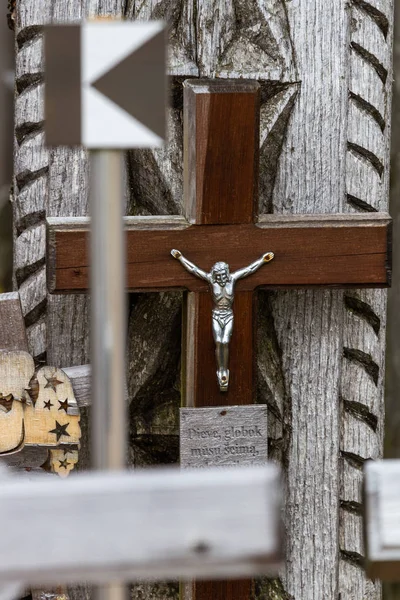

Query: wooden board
[[0, 354, 81, 454], [47, 213, 392, 293], [183, 80, 259, 225], [0, 293, 28, 352], [0, 350, 34, 453], [184, 291, 254, 407], [0, 465, 281, 583], [180, 405, 268, 468], [23, 365, 81, 447], [182, 83, 260, 600], [364, 460, 400, 580], [2, 447, 49, 470], [62, 365, 91, 408]]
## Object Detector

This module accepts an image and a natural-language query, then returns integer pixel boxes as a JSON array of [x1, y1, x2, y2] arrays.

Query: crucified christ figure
[[171, 249, 274, 392]]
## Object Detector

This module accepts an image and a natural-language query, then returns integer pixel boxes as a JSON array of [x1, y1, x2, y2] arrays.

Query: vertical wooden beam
[[185, 291, 254, 407], [184, 80, 259, 225], [0, 293, 49, 470], [0, 292, 28, 352], [182, 80, 259, 600]]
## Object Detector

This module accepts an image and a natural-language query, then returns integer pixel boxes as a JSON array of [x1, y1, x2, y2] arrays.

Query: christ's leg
[[212, 317, 233, 391]]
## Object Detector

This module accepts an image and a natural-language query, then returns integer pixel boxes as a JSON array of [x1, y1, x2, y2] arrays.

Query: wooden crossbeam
[[47, 213, 391, 293], [364, 460, 400, 580], [0, 465, 281, 585]]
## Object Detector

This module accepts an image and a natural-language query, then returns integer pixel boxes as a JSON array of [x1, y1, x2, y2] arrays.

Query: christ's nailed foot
[[171, 249, 182, 259]]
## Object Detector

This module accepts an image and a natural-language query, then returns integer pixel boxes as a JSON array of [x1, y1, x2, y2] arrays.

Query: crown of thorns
[[212, 262, 229, 273]]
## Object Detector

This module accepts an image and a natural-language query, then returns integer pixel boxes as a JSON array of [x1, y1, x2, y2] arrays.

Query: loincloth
[[212, 308, 234, 328]]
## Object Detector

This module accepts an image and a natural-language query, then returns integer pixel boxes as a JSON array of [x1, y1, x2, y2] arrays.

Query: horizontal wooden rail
[[0, 465, 281, 585], [47, 213, 392, 293]]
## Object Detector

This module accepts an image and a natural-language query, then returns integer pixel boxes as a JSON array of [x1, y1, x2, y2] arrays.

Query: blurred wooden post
[[364, 460, 400, 580]]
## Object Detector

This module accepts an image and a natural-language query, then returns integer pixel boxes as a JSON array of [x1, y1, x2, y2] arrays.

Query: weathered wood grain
[[184, 291, 254, 410], [0, 465, 282, 583], [183, 80, 259, 224], [182, 81, 261, 600], [0, 292, 28, 352], [14, 1, 394, 600], [196, 0, 296, 80], [120, 26, 302, 600], [14, 7, 94, 600], [180, 405, 268, 468], [47, 214, 392, 293], [339, 0, 393, 597], [364, 460, 400, 580], [63, 365, 91, 408], [386, 24, 400, 600], [2, 446, 49, 470], [0, 350, 34, 453], [0, 293, 48, 471], [0, 353, 81, 454], [260, 1, 393, 599]]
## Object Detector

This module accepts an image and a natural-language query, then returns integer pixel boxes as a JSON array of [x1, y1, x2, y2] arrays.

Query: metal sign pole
[[90, 150, 127, 600]]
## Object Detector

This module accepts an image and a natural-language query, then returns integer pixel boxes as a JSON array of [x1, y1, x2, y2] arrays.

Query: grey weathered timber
[[0, 292, 44, 470], [339, 3, 393, 596], [386, 0, 400, 476], [63, 365, 91, 408], [0, 292, 28, 352], [364, 460, 400, 580], [180, 405, 268, 468], [269, 2, 392, 599], [14, 1, 92, 471], [14, 3, 394, 600], [385, 2, 400, 588], [0, 292, 91, 408], [0, 465, 281, 583]]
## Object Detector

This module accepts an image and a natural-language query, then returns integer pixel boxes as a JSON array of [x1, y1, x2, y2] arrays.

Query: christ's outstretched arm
[[171, 249, 210, 281], [232, 252, 274, 282]]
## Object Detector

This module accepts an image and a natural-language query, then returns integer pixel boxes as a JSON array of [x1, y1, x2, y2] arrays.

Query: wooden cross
[[46, 79, 391, 600], [364, 460, 400, 580]]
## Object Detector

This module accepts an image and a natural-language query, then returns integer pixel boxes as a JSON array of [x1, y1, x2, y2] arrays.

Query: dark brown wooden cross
[[46, 79, 391, 600]]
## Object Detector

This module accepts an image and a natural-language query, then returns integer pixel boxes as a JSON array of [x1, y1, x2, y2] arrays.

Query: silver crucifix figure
[[171, 250, 274, 392]]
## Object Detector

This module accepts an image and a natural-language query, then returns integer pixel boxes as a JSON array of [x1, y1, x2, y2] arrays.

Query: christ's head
[[211, 262, 230, 286]]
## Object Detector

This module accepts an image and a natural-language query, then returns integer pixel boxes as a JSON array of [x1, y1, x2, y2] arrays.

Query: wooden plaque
[[180, 405, 268, 469]]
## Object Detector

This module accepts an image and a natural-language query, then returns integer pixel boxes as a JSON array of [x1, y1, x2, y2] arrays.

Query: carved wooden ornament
[[0, 351, 81, 465]]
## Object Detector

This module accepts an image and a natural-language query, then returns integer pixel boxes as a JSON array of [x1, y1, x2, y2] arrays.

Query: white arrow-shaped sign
[[44, 22, 167, 149]]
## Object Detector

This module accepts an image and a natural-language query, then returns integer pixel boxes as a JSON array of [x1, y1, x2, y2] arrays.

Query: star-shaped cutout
[[44, 400, 54, 410], [59, 459, 70, 469], [44, 375, 63, 393], [49, 421, 70, 441], [58, 398, 71, 413]]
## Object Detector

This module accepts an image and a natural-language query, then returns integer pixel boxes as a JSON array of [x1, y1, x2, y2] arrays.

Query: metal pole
[[90, 150, 127, 600]]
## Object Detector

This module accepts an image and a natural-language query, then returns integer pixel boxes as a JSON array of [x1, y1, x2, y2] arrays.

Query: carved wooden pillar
[[13, 1, 393, 599]]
